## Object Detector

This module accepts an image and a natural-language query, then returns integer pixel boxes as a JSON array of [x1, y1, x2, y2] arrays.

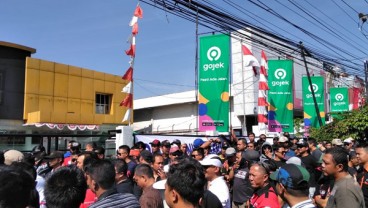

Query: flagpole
[[241, 41, 247, 137], [300, 42, 323, 128], [195, 6, 199, 135]]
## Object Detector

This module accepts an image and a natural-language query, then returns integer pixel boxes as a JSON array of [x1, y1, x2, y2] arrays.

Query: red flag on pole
[[134, 5, 143, 18], [242, 44, 259, 76]]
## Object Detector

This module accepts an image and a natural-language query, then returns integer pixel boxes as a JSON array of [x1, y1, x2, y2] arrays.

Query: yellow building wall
[[24, 57, 131, 125]]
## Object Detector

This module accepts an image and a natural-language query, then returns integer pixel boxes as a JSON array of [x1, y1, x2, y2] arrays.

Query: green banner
[[330, 88, 349, 113], [198, 34, 230, 132], [302, 76, 325, 128], [268, 60, 294, 132]]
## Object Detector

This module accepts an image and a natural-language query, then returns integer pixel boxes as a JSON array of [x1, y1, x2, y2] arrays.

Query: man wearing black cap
[[44, 151, 64, 176], [161, 140, 171, 165], [297, 140, 318, 198], [171, 139, 181, 148], [271, 164, 315, 208]]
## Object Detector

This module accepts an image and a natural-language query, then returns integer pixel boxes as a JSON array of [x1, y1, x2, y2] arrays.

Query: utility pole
[[300, 42, 323, 128]]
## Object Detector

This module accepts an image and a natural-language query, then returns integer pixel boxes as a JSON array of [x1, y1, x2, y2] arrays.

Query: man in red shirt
[[249, 161, 280, 208]]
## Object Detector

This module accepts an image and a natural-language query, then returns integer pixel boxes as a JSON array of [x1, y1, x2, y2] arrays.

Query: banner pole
[[195, 7, 199, 135], [300, 42, 323, 128]]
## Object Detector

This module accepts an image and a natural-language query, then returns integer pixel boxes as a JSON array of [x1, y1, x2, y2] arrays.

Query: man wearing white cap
[[344, 138, 354, 152], [200, 154, 230, 208]]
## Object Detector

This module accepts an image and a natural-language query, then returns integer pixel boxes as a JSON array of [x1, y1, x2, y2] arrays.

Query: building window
[[95, 93, 112, 114], [0, 131, 26, 145]]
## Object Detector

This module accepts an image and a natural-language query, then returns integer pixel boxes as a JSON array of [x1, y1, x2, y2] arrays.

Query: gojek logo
[[272, 68, 289, 86], [306, 84, 320, 99], [333, 93, 346, 107], [335, 93, 344, 101], [203, 46, 224, 71], [274, 69, 287, 79], [308, 84, 318, 93]]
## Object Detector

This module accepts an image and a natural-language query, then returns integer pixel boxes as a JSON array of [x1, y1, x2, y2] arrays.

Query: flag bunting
[[258, 50, 269, 132], [121, 4, 143, 123]]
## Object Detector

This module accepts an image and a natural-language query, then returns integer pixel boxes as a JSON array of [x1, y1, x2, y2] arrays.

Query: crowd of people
[[1, 133, 368, 208]]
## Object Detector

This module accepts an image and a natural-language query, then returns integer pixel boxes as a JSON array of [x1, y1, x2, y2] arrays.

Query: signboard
[[330, 87, 349, 113], [302, 76, 325, 128], [268, 60, 294, 132], [198, 34, 230, 133]]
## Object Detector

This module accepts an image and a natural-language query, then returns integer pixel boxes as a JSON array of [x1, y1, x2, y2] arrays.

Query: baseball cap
[[193, 138, 205, 148], [331, 139, 343, 146], [270, 164, 310, 190], [161, 140, 171, 147], [242, 150, 260, 162], [225, 147, 236, 157], [32, 145, 46, 154], [297, 140, 308, 148], [150, 139, 161, 146], [279, 136, 288, 143], [43, 151, 64, 160], [169, 144, 180, 154], [286, 156, 302, 166], [200, 154, 223, 168], [171, 139, 181, 147], [4, 150, 24, 165], [343, 138, 352, 144]]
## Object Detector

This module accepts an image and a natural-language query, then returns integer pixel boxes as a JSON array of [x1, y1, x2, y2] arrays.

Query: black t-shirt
[[300, 154, 318, 187], [201, 190, 223, 208], [357, 169, 368, 207], [116, 179, 134, 194], [272, 159, 286, 169], [233, 167, 253, 203]]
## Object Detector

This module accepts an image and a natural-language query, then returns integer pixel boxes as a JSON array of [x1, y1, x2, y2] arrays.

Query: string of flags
[[120, 4, 143, 123], [242, 44, 269, 132], [258, 50, 269, 132]]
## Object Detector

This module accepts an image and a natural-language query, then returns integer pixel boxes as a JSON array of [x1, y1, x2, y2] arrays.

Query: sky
[[1, 0, 368, 99]]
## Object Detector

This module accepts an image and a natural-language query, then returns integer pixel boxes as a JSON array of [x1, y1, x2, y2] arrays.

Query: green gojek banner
[[198, 34, 230, 133], [330, 87, 349, 113], [302, 76, 325, 128], [268, 60, 294, 132]]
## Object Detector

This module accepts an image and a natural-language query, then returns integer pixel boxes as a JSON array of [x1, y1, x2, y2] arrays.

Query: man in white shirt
[[200, 154, 230, 208]]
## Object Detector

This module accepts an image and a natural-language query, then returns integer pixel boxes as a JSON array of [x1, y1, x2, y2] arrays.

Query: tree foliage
[[309, 104, 368, 141]]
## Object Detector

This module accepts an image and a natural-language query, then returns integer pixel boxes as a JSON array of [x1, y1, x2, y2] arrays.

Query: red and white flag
[[120, 94, 133, 108], [242, 44, 259, 76], [134, 5, 143, 18], [123, 109, 132, 123], [125, 35, 136, 57], [122, 82, 133, 94], [122, 67, 133, 80], [258, 50, 269, 132], [129, 5, 143, 26], [132, 23, 139, 35]]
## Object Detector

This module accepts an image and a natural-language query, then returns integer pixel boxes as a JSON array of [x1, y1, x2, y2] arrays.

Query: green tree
[[310, 104, 368, 141]]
